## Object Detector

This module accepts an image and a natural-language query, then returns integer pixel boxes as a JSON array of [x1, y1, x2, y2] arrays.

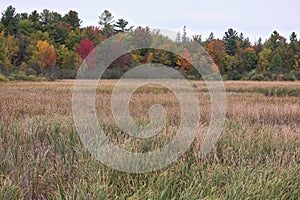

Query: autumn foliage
[[35, 40, 56, 73], [76, 38, 96, 70], [76, 38, 94, 59], [1, 5, 300, 80], [176, 48, 192, 70], [206, 39, 227, 67]]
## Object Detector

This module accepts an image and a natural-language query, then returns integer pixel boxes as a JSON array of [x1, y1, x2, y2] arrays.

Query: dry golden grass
[[0, 80, 299, 199]]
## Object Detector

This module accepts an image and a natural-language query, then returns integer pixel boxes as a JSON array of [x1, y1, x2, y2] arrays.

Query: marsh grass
[[0, 80, 299, 199]]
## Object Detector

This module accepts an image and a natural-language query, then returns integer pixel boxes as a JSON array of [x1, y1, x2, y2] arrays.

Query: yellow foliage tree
[[34, 40, 56, 74]]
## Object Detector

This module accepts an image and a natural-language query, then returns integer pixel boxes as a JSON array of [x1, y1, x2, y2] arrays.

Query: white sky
[[1, 0, 300, 43]]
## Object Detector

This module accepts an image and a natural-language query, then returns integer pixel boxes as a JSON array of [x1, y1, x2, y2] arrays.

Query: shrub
[[0, 73, 8, 81], [250, 73, 264, 81], [25, 75, 39, 81], [7, 75, 15, 81], [10, 71, 27, 80]]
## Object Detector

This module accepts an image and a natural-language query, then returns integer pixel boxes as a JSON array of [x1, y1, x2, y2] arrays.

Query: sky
[[1, 0, 300, 43]]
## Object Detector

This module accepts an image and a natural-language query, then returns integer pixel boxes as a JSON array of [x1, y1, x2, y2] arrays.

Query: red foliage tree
[[206, 39, 227, 68], [176, 48, 192, 70], [76, 38, 94, 59], [76, 38, 96, 70]]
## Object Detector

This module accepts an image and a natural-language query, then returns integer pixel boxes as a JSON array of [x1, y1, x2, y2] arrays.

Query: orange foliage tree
[[176, 48, 192, 71], [206, 39, 227, 73], [35, 40, 56, 74]]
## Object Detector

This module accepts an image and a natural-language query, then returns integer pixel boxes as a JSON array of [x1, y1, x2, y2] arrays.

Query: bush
[[7, 75, 15, 81], [0, 73, 8, 82], [283, 72, 297, 81], [10, 71, 27, 80], [250, 73, 264, 81], [56, 69, 77, 79], [25, 75, 39, 81]]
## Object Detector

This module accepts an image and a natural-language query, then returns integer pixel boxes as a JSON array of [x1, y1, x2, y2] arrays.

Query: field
[[0, 80, 299, 199]]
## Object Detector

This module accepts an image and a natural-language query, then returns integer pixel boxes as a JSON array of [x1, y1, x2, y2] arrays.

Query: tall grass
[[0, 80, 299, 199]]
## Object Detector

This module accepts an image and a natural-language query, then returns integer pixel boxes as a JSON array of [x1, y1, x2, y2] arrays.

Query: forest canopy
[[0, 5, 300, 81]]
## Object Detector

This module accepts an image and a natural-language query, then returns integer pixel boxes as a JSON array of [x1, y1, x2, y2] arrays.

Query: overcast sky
[[1, 0, 300, 43]]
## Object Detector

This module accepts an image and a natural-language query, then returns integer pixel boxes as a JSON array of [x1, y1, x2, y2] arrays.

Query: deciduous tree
[[34, 40, 56, 74]]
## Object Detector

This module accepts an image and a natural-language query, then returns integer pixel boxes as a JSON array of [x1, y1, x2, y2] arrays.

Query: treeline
[[0, 5, 300, 81]]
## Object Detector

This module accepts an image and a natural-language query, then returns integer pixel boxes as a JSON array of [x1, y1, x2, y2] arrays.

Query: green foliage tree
[[65, 30, 83, 50], [290, 32, 297, 42], [0, 31, 8, 66], [182, 26, 188, 42], [114, 19, 133, 33], [175, 31, 181, 44], [17, 20, 35, 36], [1, 5, 19, 35], [63, 10, 81, 29], [270, 54, 283, 71], [258, 47, 272, 73], [223, 28, 238, 56], [28, 10, 41, 30], [99, 10, 115, 38], [5, 35, 20, 66], [242, 47, 258, 72]]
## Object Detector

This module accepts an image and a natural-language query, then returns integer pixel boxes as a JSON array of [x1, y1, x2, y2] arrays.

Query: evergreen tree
[[1, 5, 19, 35], [175, 31, 181, 44], [223, 28, 238, 56], [99, 10, 115, 38], [63, 11, 82, 29], [182, 26, 188, 42], [114, 19, 133, 33]]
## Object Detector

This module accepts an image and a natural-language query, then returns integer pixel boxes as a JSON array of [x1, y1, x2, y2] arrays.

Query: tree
[[82, 26, 104, 45], [192, 35, 202, 44], [108, 38, 130, 68], [63, 10, 81, 29], [25, 31, 51, 63], [131, 26, 153, 48], [242, 47, 258, 72], [57, 45, 81, 69], [114, 19, 133, 33], [1, 5, 19, 35], [76, 38, 96, 70], [253, 37, 263, 54], [258, 48, 272, 72], [34, 40, 56, 74], [223, 28, 238, 56], [176, 48, 192, 71], [238, 33, 251, 49], [17, 20, 35, 36], [270, 54, 283, 72], [56, 44, 81, 78], [182, 26, 188, 42], [0, 31, 8, 66], [16, 13, 28, 21], [65, 30, 83, 50], [15, 33, 28, 66], [5, 35, 20, 66], [98, 10, 115, 38], [206, 39, 227, 74], [264, 31, 285, 51], [48, 23, 69, 45], [207, 32, 215, 42], [28, 10, 41, 30], [40, 9, 62, 32], [290, 32, 297, 42], [40, 9, 51, 27], [175, 31, 181, 44], [76, 38, 94, 59]]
